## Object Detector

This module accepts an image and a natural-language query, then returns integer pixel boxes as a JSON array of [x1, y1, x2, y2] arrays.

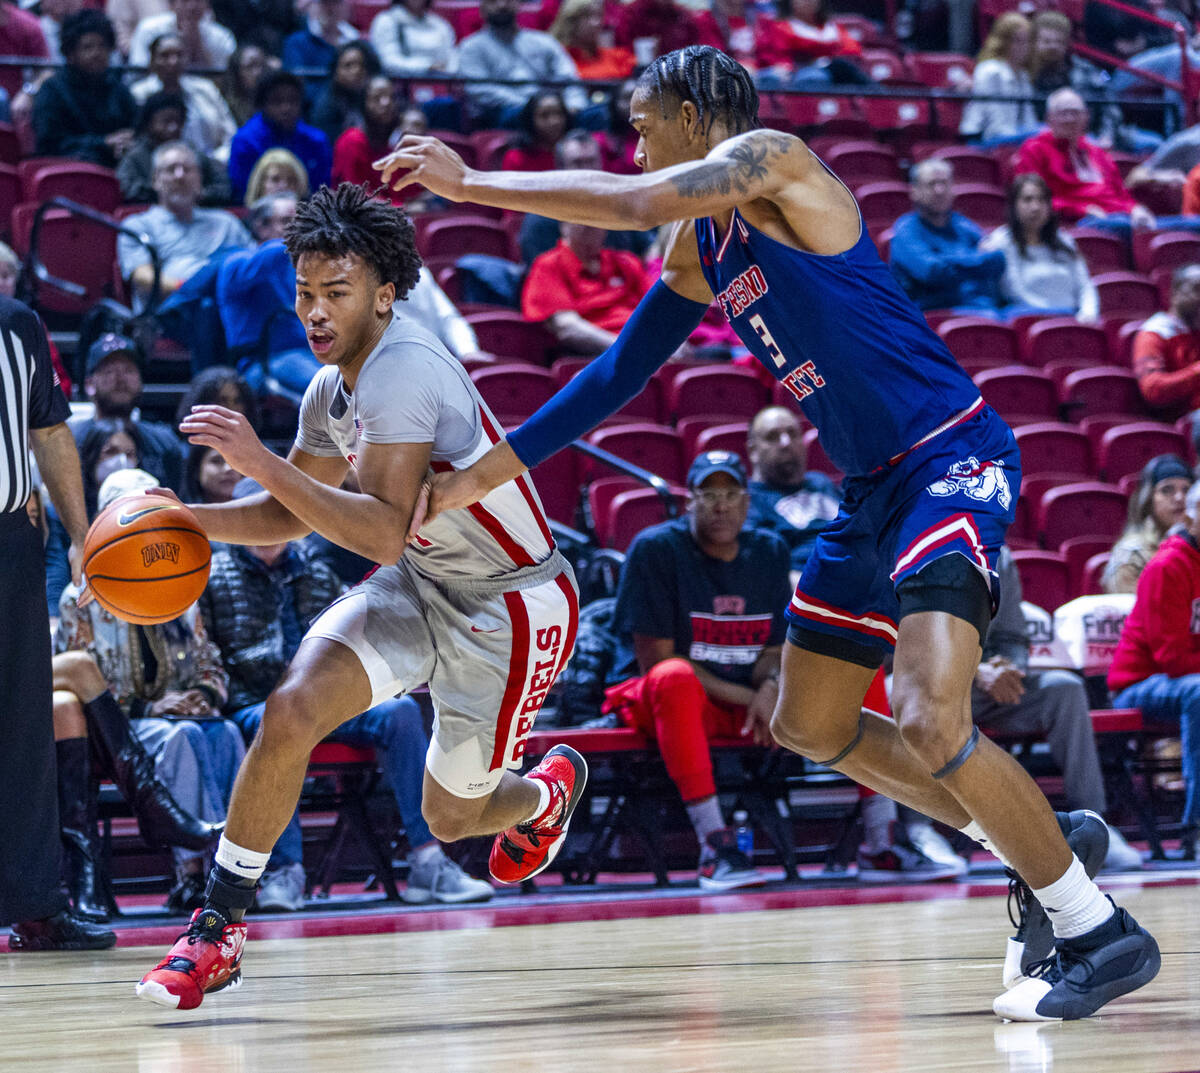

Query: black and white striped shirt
[[0, 296, 68, 513]]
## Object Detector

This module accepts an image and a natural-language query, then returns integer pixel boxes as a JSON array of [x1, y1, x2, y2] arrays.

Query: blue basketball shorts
[[786, 404, 1020, 666]]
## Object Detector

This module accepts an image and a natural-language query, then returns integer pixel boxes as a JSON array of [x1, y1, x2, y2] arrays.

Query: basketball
[[82, 492, 211, 625]]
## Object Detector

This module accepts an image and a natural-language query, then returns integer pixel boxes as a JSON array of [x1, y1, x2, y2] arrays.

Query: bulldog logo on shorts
[[928, 457, 1012, 510]]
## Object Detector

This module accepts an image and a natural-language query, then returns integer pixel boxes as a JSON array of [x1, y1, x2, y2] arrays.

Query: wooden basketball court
[[2, 877, 1197, 1072]]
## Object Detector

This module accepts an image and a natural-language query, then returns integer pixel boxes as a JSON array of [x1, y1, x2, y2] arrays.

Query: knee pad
[[896, 553, 993, 643]]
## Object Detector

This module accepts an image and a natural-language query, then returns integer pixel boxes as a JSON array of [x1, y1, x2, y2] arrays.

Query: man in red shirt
[[1015, 88, 1154, 235], [521, 219, 651, 355], [1133, 264, 1200, 451], [1108, 479, 1200, 857]]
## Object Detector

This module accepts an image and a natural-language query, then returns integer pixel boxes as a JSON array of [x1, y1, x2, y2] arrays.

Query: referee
[[1, 295, 114, 950]]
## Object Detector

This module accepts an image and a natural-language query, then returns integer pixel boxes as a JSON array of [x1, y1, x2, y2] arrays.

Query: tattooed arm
[[374, 129, 812, 231]]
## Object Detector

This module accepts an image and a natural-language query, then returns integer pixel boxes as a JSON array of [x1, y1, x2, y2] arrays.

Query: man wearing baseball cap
[[602, 450, 790, 890]]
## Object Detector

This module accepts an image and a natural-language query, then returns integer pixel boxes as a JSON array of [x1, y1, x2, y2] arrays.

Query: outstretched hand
[[179, 405, 272, 481], [374, 135, 471, 202]]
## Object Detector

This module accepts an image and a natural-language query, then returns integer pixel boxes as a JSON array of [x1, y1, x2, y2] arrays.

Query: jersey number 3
[[749, 312, 827, 403], [749, 313, 786, 368]]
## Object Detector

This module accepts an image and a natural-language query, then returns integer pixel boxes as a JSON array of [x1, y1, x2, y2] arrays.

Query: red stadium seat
[[0, 163, 18, 239], [695, 422, 751, 466], [1069, 229, 1130, 273], [586, 476, 639, 542], [1139, 231, 1200, 274], [420, 216, 514, 261], [854, 181, 912, 231], [860, 48, 911, 83], [1093, 272, 1160, 317], [1061, 535, 1115, 597], [824, 142, 902, 188], [1082, 552, 1111, 595], [525, 442, 579, 527], [605, 487, 689, 551], [924, 146, 1001, 186], [470, 364, 557, 423], [1011, 549, 1070, 611], [20, 160, 120, 213], [1014, 423, 1092, 479], [469, 129, 513, 170], [802, 426, 841, 478], [425, 130, 478, 170], [1111, 319, 1144, 367], [1096, 422, 1188, 483], [938, 318, 1019, 367], [0, 123, 19, 165], [1037, 482, 1127, 550], [586, 423, 686, 484], [464, 311, 556, 364], [974, 366, 1058, 422], [952, 184, 1006, 228], [910, 52, 974, 87], [1023, 318, 1110, 368], [349, 0, 387, 30], [668, 365, 769, 422], [1060, 367, 1144, 419], [760, 93, 866, 132], [12, 204, 118, 315], [859, 98, 932, 142], [552, 356, 664, 422]]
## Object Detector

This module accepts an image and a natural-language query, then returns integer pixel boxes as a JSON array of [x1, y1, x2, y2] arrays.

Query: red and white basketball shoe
[[135, 907, 247, 1010], [489, 745, 588, 884]]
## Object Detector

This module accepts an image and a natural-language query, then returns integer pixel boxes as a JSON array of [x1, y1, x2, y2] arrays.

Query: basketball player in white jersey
[[135, 184, 586, 1010]]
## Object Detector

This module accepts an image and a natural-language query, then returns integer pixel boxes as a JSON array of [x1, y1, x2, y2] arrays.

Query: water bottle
[[733, 810, 753, 857]]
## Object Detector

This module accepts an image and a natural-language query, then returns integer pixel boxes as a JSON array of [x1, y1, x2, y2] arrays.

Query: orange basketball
[[82, 492, 211, 625]]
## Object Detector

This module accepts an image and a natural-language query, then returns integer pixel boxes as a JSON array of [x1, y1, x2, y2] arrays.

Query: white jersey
[[296, 309, 556, 580]]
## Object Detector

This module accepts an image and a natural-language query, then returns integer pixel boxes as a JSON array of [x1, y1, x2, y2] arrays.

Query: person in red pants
[[604, 450, 962, 888]]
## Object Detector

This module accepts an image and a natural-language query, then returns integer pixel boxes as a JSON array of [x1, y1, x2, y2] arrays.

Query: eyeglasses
[[691, 489, 749, 508]]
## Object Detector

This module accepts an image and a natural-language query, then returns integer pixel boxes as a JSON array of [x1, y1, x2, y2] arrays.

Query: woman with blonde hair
[[1104, 455, 1193, 593], [960, 12, 1038, 146], [550, 0, 635, 81], [243, 148, 309, 207]]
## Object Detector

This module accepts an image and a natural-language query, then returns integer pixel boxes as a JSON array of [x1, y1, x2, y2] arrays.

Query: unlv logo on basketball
[[141, 541, 181, 568]]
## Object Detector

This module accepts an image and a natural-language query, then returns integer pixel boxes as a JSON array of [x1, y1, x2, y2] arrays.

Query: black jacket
[[33, 67, 136, 166]]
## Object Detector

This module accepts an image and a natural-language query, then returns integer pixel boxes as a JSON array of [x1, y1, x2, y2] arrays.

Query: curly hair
[[636, 46, 759, 139]]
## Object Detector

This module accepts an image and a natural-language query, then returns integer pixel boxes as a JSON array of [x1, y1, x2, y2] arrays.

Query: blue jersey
[[694, 207, 982, 478]]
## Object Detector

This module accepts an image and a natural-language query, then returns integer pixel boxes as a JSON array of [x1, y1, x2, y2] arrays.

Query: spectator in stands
[[72, 333, 185, 493], [75, 418, 140, 519], [612, 0, 699, 64], [201, 477, 494, 910], [108, 0, 168, 58], [128, 0, 235, 69], [175, 365, 261, 432], [56, 470, 243, 913], [603, 450, 788, 890], [333, 76, 405, 196], [457, 0, 587, 128], [1183, 161, 1200, 216], [283, 0, 359, 78], [244, 147, 311, 206], [369, 0, 457, 78], [521, 219, 651, 355], [0, 0, 49, 105], [1133, 264, 1200, 448], [694, 0, 760, 72], [1014, 88, 1158, 237], [32, 10, 136, 166], [130, 31, 238, 163], [1084, 0, 1180, 62], [118, 91, 232, 206], [1128, 119, 1200, 199], [551, 0, 635, 81], [595, 79, 639, 175], [959, 12, 1038, 146], [39, 0, 84, 63], [974, 547, 1143, 869], [119, 141, 252, 303], [311, 40, 381, 148], [889, 158, 1006, 313], [228, 70, 333, 203], [755, 0, 871, 87], [183, 442, 241, 504], [502, 89, 571, 172], [1108, 477, 1200, 859], [208, 0, 297, 57], [980, 173, 1099, 321], [1104, 454, 1192, 594], [221, 42, 272, 127], [744, 405, 840, 580]]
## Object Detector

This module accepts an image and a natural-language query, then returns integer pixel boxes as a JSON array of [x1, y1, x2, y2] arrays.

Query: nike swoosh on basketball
[[470, 625, 500, 633], [117, 504, 170, 526]]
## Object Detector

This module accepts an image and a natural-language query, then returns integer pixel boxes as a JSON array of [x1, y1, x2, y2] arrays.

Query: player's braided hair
[[636, 46, 759, 138], [284, 183, 422, 300]]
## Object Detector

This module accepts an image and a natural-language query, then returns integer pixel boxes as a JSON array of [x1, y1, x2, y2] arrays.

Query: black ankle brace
[[205, 864, 259, 917]]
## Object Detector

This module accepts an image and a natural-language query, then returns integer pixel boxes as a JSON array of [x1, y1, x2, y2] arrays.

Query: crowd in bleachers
[[11, 0, 1200, 929]]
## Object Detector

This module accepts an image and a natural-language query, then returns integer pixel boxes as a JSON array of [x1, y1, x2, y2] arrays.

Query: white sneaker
[[256, 862, 306, 912], [903, 823, 969, 878], [404, 852, 494, 904], [1101, 825, 1143, 871]]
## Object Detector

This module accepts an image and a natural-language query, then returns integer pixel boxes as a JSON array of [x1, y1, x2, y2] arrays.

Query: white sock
[[862, 794, 897, 854], [960, 820, 1013, 869], [1032, 855, 1115, 940], [525, 776, 551, 822], [214, 836, 271, 883], [685, 795, 725, 850]]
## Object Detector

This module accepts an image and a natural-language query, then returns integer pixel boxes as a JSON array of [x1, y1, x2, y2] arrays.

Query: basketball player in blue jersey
[[377, 47, 1158, 1022]]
